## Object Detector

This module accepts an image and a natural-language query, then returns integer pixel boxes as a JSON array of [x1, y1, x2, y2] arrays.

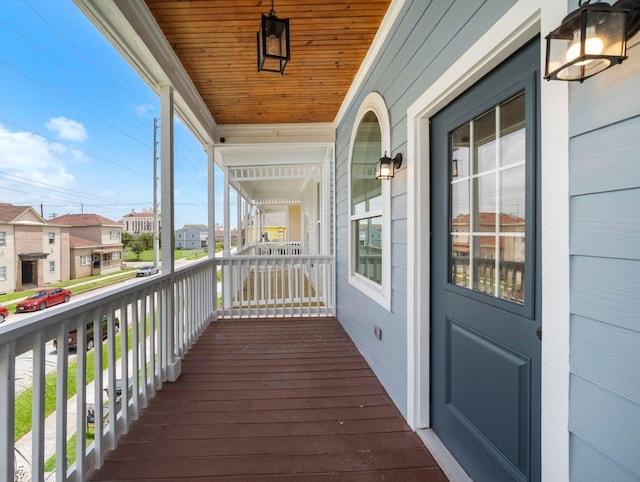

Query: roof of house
[[49, 213, 121, 226], [181, 224, 208, 231], [0, 203, 47, 224], [122, 211, 158, 218]]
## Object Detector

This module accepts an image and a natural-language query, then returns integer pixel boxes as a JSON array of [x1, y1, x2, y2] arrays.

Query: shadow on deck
[[89, 317, 449, 481]]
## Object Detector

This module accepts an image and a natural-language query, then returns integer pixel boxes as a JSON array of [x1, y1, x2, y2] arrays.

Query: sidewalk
[[14, 345, 133, 478]]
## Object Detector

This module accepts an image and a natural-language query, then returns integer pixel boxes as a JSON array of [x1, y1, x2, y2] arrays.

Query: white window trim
[[0, 266, 6, 281], [406, 2, 570, 481], [347, 91, 392, 311]]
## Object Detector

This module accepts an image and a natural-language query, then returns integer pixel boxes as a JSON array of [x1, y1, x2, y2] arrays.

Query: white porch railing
[[218, 254, 334, 318], [237, 241, 304, 256], [0, 258, 216, 482], [0, 251, 334, 481]]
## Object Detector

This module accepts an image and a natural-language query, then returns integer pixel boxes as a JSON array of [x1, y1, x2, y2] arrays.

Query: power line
[[0, 118, 151, 177]]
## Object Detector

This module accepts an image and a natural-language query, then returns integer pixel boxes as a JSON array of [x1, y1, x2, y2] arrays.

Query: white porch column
[[207, 144, 218, 318], [160, 84, 175, 273], [223, 166, 231, 256], [222, 166, 232, 309], [159, 84, 180, 381], [236, 194, 242, 249], [207, 144, 216, 259]]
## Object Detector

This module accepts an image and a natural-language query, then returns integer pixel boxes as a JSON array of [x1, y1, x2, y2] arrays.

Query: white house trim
[[347, 92, 392, 311], [406, 1, 570, 481]]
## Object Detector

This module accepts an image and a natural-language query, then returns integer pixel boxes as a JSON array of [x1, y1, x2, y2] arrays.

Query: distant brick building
[[121, 209, 160, 236]]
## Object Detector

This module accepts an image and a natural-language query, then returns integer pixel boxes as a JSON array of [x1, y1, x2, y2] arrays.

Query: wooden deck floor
[[89, 317, 449, 481]]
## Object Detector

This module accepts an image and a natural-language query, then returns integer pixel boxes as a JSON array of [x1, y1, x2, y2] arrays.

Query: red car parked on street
[[0, 305, 8, 323], [15, 288, 72, 313]]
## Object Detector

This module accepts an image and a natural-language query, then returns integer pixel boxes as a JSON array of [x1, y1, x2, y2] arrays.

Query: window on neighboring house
[[49, 261, 55, 273], [110, 230, 120, 240], [112, 251, 120, 260], [0, 266, 6, 281], [80, 255, 91, 266], [348, 92, 392, 310], [0, 232, 5, 246], [48, 232, 55, 244]]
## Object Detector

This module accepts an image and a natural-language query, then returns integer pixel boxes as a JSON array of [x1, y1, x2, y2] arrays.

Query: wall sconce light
[[544, 0, 640, 82], [257, 0, 290, 75], [452, 159, 459, 178], [375, 152, 403, 180]]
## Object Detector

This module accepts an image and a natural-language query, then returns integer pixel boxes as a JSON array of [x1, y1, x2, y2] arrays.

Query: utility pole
[[153, 117, 160, 268]]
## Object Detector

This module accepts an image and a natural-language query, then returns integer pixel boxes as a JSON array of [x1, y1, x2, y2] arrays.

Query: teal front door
[[430, 39, 541, 482]]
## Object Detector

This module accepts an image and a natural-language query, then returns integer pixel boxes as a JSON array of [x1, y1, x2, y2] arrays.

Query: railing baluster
[[55, 321, 69, 481], [76, 315, 88, 478], [94, 307, 104, 469], [31, 332, 46, 482], [0, 341, 16, 482], [132, 298, 140, 421]]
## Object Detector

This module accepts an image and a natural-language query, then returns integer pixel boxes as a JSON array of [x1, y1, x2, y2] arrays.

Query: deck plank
[[89, 318, 449, 481]]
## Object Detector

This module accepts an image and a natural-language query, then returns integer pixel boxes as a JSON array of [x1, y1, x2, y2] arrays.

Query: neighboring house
[[121, 209, 160, 236], [49, 213, 124, 278], [175, 224, 208, 249], [214, 225, 238, 244], [0, 203, 69, 293], [246, 211, 288, 243]]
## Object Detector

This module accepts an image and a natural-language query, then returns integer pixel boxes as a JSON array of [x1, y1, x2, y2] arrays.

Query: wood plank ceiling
[[144, 0, 392, 125]]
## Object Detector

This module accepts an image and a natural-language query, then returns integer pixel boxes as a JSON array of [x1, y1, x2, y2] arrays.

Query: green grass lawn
[[124, 248, 207, 262]]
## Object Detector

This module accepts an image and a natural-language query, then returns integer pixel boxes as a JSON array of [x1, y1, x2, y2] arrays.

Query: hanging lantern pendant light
[[257, 0, 290, 74]]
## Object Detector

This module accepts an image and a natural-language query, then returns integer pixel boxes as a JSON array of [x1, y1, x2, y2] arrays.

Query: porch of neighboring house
[[88, 317, 448, 481]]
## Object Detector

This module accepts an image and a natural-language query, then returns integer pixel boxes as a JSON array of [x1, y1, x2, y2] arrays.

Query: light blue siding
[[570, 190, 640, 259], [570, 116, 640, 196], [570, 435, 640, 482], [568, 33, 640, 481], [569, 376, 640, 476], [334, 0, 516, 416]]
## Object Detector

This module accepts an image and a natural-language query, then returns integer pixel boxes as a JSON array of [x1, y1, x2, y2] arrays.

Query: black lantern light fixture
[[375, 152, 403, 180], [257, 0, 290, 75], [544, 0, 640, 82]]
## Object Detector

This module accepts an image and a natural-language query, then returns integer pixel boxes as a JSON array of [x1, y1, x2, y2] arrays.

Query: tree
[[121, 231, 134, 249], [139, 232, 154, 250], [130, 238, 145, 259]]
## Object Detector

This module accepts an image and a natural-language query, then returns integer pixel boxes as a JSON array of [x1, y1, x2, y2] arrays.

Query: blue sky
[[0, 1, 227, 229]]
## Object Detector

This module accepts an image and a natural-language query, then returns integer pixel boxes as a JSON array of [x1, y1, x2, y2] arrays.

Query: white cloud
[[0, 124, 75, 201], [45, 116, 88, 142], [134, 104, 155, 117]]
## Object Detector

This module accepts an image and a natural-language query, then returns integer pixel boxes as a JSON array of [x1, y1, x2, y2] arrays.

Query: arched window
[[348, 92, 391, 310]]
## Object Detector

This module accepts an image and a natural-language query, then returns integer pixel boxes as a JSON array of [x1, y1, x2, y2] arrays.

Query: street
[[11, 257, 198, 393]]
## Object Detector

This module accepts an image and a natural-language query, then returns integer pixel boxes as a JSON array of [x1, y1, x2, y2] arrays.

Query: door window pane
[[474, 110, 496, 174], [499, 93, 526, 167], [500, 166, 525, 232], [449, 92, 526, 304], [451, 125, 470, 180]]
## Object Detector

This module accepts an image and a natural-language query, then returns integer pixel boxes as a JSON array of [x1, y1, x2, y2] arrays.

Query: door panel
[[430, 40, 540, 482]]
